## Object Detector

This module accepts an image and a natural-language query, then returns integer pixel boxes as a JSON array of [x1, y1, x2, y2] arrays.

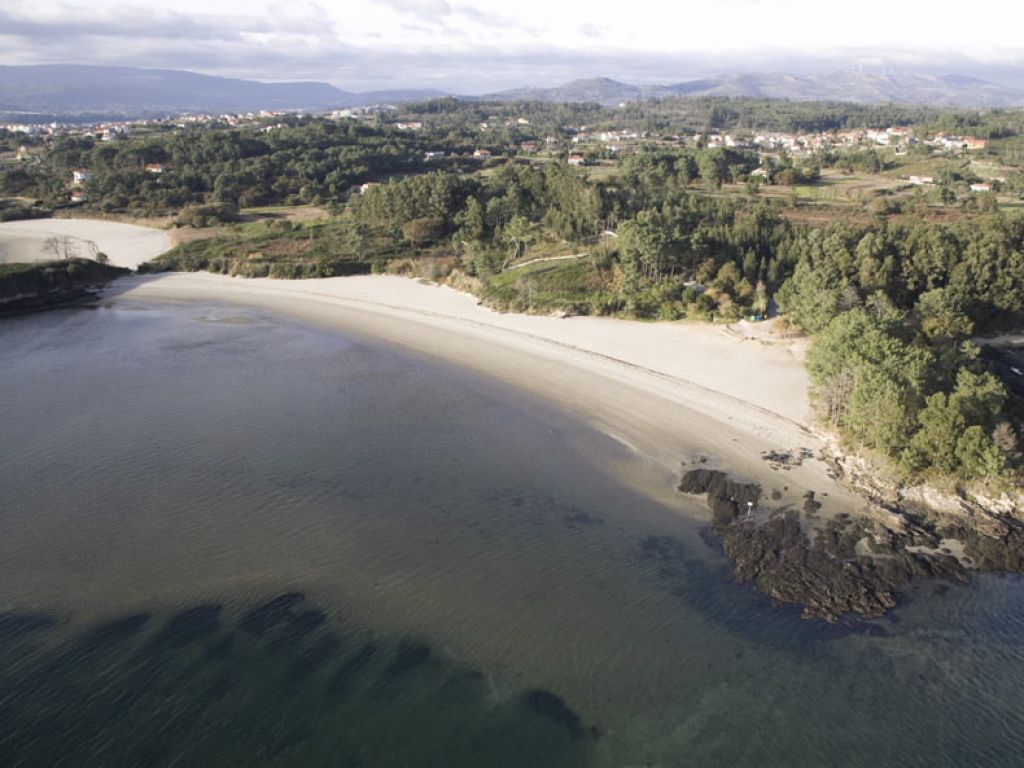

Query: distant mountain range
[[2, 65, 1024, 119], [0, 65, 447, 117], [489, 73, 1024, 108]]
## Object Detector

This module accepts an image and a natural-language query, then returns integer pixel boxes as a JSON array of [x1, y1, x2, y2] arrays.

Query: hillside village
[[2, 98, 1023, 213]]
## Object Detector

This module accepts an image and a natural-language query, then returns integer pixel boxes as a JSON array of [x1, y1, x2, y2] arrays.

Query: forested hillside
[[7, 97, 1024, 486]]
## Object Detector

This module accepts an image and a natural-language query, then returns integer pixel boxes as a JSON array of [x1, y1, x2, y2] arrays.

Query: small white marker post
[[746, 501, 754, 519]]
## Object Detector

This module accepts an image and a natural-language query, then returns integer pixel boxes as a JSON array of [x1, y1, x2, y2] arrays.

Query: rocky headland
[[679, 455, 1024, 622]]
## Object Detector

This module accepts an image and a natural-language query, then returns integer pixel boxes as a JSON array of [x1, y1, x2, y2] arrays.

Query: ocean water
[[2, 299, 1024, 767]]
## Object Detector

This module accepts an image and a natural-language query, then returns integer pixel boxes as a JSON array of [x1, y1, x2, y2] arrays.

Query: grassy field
[[238, 204, 329, 222], [579, 163, 620, 180], [482, 256, 608, 312]]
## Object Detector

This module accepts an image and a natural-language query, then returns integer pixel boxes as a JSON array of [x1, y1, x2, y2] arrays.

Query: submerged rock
[[523, 689, 587, 739], [387, 640, 432, 675], [240, 592, 306, 635]]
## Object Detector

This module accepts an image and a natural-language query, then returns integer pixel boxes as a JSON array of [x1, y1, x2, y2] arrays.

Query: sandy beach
[[0, 219, 172, 269], [111, 271, 865, 520]]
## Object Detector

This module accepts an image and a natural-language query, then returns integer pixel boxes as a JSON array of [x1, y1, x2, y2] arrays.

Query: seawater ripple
[[2, 303, 1024, 767]]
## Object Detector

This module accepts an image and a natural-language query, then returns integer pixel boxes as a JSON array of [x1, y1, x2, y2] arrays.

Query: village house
[[752, 133, 804, 151], [69, 189, 87, 202], [72, 168, 92, 184], [803, 134, 828, 151], [836, 129, 865, 146], [724, 134, 753, 149], [567, 153, 585, 166], [144, 163, 166, 174], [595, 130, 638, 143], [1, 124, 41, 134], [970, 183, 992, 192], [473, 148, 492, 159], [424, 151, 446, 161], [930, 133, 983, 152]]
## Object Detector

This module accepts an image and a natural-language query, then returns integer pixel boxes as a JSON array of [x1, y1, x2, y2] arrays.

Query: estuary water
[[2, 298, 1024, 767]]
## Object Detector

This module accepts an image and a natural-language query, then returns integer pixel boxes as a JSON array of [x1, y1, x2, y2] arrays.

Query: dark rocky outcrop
[[942, 519, 1024, 572], [677, 469, 761, 528], [680, 467, 974, 621], [0, 259, 129, 316]]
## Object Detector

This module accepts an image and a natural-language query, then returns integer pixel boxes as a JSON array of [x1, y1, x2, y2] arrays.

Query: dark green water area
[[2, 300, 1024, 767]]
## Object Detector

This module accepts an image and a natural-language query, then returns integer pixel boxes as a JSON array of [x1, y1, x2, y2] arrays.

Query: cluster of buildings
[[63, 161, 172, 203], [68, 167, 93, 202], [518, 137, 562, 153], [727, 127, 985, 155], [330, 105, 396, 119], [478, 117, 532, 131], [2, 122, 51, 136], [906, 175, 1001, 192], [1, 121, 129, 141], [174, 110, 291, 128], [569, 128, 644, 144], [2, 110, 295, 152], [929, 133, 987, 151], [557, 124, 990, 158], [692, 127, 920, 154]]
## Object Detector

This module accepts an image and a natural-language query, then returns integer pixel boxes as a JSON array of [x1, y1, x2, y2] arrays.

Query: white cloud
[[2, 0, 1024, 91], [379, 0, 452, 15], [10, 0, 1024, 53]]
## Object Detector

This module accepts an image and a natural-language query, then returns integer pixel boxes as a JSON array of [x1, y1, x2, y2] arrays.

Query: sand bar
[[111, 272, 865, 520], [0, 219, 172, 269]]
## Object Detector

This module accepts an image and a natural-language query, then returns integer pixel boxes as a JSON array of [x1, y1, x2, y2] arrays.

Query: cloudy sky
[[3, 0, 1024, 92]]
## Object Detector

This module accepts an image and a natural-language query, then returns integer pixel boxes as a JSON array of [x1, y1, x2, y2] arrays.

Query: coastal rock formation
[[824, 450, 1024, 572], [679, 467, 975, 621], [0, 259, 128, 316]]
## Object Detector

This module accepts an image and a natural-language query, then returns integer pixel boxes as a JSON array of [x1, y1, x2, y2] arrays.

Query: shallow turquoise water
[[2, 299, 1024, 767]]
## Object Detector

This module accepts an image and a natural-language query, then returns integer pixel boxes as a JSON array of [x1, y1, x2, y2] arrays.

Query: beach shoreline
[[0, 218, 172, 269], [109, 271, 864, 522]]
